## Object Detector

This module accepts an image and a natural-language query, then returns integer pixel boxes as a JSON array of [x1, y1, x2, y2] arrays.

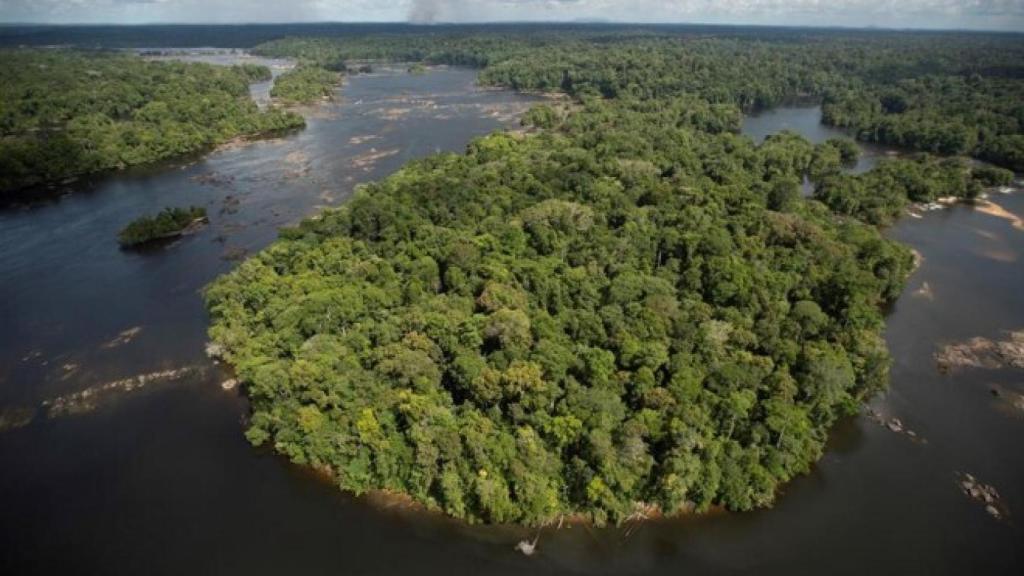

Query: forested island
[[207, 94, 916, 525], [269, 64, 342, 104], [118, 205, 208, 247], [201, 28, 1024, 527], [0, 49, 305, 196]]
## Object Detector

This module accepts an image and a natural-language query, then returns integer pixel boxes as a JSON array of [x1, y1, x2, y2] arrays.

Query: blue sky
[[1, 1, 1022, 31]]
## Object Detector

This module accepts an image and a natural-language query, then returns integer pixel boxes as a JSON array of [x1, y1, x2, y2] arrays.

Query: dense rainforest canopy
[[118, 205, 208, 247], [255, 31, 1024, 172], [0, 49, 305, 195], [269, 65, 342, 104], [202, 27, 1024, 526], [207, 94, 917, 525]]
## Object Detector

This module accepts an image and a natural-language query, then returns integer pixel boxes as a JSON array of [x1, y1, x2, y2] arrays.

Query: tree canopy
[[206, 52, 922, 524], [254, 30, 1024, 171], [207, 28, 1024, 526], [0, 49, 305, 195], [270, 64, 341, 104], [118, 205, 208, 246]]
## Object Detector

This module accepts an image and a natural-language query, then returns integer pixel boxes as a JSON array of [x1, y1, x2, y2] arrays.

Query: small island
[[118, 206, 208, 247], [269, 65, 342, 104]]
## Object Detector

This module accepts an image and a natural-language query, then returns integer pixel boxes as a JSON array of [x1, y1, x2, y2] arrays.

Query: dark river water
[[1, 69, 1022, 576]]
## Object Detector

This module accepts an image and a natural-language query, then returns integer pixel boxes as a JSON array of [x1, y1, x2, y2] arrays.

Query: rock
[[205, 342, 225, 359], [957, 472, 1008, 521], [0, 407, 35, 432], [43, 366, 199, 418], [102, 326, 142, 349], [515, 539, 537, 556], [936, 330, 1024, 372]]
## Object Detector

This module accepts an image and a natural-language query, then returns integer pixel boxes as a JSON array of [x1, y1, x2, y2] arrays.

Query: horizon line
[[0, 20, 1022, 35]]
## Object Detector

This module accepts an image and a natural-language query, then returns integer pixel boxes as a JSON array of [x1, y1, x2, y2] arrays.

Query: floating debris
[[936, 330, 1024, 373], [102, 327, 142, 349], [956, 472, 1009, 521], [42, 366, 201, 418], [220, 378, 239, 391]]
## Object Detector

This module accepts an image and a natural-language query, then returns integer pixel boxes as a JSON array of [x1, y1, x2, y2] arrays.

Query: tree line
[[0, 49, 305, 196], [254, 31, 1024, 171]]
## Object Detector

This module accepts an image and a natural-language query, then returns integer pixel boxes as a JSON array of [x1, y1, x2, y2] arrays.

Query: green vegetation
[[269, 65, 341, 104], [254, 32, 1024, 170], [815, 155, 1012, 225], [823, 75, 1024, 171], [119, 205, 207, 246], [207, 82, 913, 527], [207, 29, 1021, 527], [407, 63, 427, 75], [0, 49, 305, 195]]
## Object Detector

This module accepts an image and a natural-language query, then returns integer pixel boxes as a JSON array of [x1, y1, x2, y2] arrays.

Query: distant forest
[[0, 50, 305, 194], [3, 24, 1020, 195]]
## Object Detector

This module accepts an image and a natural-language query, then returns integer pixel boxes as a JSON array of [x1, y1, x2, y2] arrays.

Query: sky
[[0, 0, 1022, 31]]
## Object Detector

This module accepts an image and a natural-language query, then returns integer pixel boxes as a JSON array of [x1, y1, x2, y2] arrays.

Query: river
[[1, 73, 1021, 575]]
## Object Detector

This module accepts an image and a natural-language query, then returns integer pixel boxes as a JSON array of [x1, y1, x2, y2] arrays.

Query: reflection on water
[[1, 100, 1022, 575]]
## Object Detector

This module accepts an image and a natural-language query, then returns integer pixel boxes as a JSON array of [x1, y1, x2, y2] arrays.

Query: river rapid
[[0, 61, 1021, 575]]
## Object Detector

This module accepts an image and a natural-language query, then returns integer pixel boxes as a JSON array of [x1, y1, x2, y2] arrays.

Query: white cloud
[[0, 0, 1021, 30]]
